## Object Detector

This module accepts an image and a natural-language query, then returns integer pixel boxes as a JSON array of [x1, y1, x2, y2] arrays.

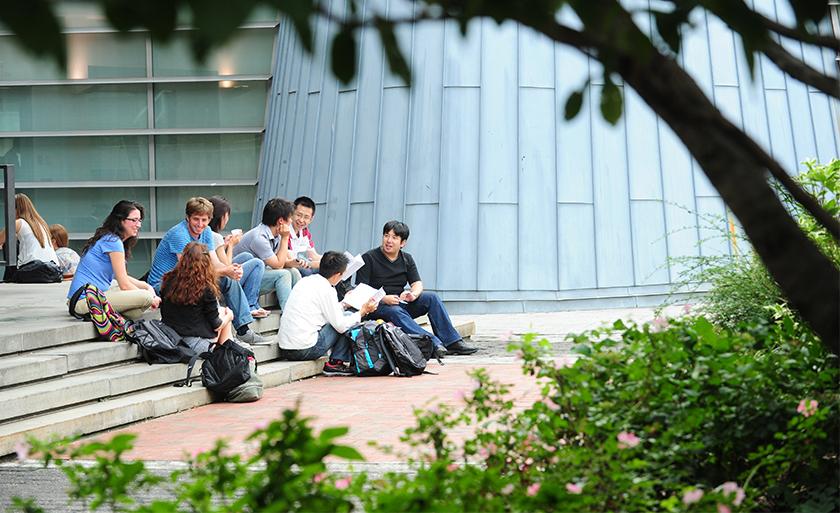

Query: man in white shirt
[[278, 251, 378, 376]]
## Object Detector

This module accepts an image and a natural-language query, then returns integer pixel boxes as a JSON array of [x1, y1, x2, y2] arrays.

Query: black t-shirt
[[355, 248, 421, 296]]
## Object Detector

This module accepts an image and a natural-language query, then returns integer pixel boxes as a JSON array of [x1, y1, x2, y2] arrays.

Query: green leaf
[[319, 426, 349, 441], [331, 28, 357, 84], [0, 0, 65, 70], [572, 344, 592, 356], [600, 78, 623, 125], [375, 17, 411, 85], [331, 444, 365, 461], [790, 0, 829, 24], [274, 0, 315, 53], [564, 90, 585, 120]]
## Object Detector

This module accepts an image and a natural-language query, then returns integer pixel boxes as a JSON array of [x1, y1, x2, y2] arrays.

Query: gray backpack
[[225, 359, 264, 402]]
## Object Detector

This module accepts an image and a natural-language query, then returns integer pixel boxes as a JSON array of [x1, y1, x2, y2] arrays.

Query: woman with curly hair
[[160, 241, 233, 352], [68, 200, 159, 319]]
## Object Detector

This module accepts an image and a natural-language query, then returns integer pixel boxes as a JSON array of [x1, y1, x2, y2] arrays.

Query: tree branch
[[761, 38, 840, 99], [758, 11, 840, 51]]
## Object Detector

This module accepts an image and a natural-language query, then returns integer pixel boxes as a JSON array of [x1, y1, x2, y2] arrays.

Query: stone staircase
[[0, 284, 475, 456]]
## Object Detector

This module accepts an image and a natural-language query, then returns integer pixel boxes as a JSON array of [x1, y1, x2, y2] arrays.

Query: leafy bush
[[362, 315, 839, 512], [676, 159, 839, 329], [13, 316, 838, 513]]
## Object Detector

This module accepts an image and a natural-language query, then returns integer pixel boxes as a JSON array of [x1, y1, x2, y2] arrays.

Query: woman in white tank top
[[0, 194, 58, 275]]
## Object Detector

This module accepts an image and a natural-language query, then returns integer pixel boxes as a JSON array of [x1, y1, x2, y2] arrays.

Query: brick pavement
[[107, 361, 540, 462]]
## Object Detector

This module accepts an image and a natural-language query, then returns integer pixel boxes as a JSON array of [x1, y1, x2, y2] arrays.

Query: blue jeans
[[232, 252, 265, 311], [369, 292, 460, 348], [218, 276, 254, 330], [278, 324, 351, 361], [261, 267, 301, 310]]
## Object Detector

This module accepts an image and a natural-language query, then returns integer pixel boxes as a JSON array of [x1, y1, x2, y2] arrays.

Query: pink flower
[[566, 482, 583, 494], [683, 304, 692, 314], [312, 473, 326, 484], [334, 477, 352, 490], [253, 420, 269, 431], [682, 488, 704, 505], [14, 441, 29, 461], [651, 317, 669, 332], [617, 431, 641, 449], [797, 399, 818, 417], [447, 463, 459, 472], [502, 330, 514, 341], [526, 482, 541, 496], [453, 390, 468, 402], [544, 398, 561, 411], [718, 481, 745, 506], [501, 484, 515, 495], [716, 504, 731, 513]]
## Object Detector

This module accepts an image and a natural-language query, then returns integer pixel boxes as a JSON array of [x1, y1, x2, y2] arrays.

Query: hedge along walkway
[[88, 307, 682, 463]]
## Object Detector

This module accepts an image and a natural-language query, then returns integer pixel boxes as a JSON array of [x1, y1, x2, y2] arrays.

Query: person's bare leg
[[215, 306, 233, 344]]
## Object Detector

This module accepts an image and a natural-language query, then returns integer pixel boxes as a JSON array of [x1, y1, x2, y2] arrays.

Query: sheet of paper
[[342, 283, 385, 310], [340, 252, 365, 282]]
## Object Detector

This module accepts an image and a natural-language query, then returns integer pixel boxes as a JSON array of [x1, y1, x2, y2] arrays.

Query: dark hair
[[294, 196, 316, 214], [208, 196, 231, 232], [261, 198, 294, 226], [82, 200, 145, 258], [319, 251, 349, 279], [383, 220, 410, 241]]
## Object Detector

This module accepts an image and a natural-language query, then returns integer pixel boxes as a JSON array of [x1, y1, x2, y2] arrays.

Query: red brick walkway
[[105, 363, 540, 462]]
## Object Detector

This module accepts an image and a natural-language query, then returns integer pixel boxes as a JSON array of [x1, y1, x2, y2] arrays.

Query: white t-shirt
[[278, 274, 361, 350], [17, 219, 58, 266]]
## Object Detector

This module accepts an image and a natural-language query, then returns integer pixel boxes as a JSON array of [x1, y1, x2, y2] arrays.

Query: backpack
[[225, 359, 264, 402], [200, 342, 259, 401], [408, 333, 439, 363], [69, 283, 131, 341], [377, 323, 428, 377], [10, 260, 62, 283], [127, 319, 196, 365], [348, 321, 392, 377]]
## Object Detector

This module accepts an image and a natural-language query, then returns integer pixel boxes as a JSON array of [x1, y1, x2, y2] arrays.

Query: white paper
[[340, 252, 365, 282], [342, 283, 385, 310]]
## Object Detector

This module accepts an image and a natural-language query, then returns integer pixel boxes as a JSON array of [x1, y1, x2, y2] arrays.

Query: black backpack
[[127, 319, 196, 365], [200, 342, 257, 400], [348, 321, 392, 376], [377, 323, 428, 377]]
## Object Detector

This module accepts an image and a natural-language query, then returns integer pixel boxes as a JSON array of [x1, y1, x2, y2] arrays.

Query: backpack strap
[[174, 351, 211, 388], [68, 283, 92, 320]]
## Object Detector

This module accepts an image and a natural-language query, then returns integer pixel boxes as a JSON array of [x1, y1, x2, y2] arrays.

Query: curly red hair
[[161, 242, 219, 305]]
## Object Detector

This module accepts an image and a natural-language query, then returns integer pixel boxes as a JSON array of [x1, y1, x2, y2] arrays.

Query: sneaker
[[237, 329, 271, 346], [322, 359, 354, 377], [445, 340, 478, 355]]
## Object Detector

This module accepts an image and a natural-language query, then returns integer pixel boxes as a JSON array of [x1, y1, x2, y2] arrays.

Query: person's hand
[[227, 232, 243, 246], [399, 290, 416, 302], [296, 258, 310, 269], [278, 221, 291, 238], [150, 295, 161, 309], [360, 298, 378, 316], [381, 294, 400, 306], [224, 263, 243, 280]]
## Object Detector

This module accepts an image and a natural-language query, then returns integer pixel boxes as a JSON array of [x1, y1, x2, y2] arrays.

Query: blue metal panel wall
[[256, 1, 840, 312]]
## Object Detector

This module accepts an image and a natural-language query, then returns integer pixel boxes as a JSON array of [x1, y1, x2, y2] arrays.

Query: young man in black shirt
[[354, 221, 478, 355]]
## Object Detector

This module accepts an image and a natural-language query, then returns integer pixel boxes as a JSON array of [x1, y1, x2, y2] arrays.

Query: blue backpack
[[347, 321, 392, 376]]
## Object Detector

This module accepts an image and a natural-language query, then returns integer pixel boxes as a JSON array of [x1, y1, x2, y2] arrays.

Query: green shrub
[[676, 159, 840, 330]]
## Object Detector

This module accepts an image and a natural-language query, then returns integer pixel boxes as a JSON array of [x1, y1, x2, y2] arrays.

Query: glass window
[[153, 81, 267, 129], [57, 3, 113, 30], [0, 33, 146, 81], [155, 133, 260, 181], [155, 186, 255, 232], [17, 187, 151, 233], [153, 29, 275, 77], [0, 84, 148, 132], [1, 136, 149, 182]]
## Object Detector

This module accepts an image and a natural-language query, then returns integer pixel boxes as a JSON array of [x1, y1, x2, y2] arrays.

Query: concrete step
[[0, 343, 282, 422], [0, 359, 324, 456]]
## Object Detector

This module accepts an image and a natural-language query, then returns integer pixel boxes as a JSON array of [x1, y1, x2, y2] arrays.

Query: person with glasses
[[287, 196, 322, 277], [67, 200, 160, 320]]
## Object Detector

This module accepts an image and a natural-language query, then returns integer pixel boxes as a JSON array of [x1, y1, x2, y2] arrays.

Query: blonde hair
[[185, 197, 213, 218], [15, 193, 50, 248]]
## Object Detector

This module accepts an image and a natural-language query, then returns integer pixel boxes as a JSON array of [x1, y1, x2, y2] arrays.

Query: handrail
[[1, 165, 16, 268]]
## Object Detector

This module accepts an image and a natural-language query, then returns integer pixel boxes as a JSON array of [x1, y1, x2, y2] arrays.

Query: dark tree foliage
[[2, 0, 838, 353]]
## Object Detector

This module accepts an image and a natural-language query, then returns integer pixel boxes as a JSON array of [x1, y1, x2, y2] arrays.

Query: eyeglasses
[[125, 218, 143, 224]]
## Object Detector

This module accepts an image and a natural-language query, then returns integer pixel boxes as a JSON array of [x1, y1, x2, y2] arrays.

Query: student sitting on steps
[[278, 251, 378, 376]]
